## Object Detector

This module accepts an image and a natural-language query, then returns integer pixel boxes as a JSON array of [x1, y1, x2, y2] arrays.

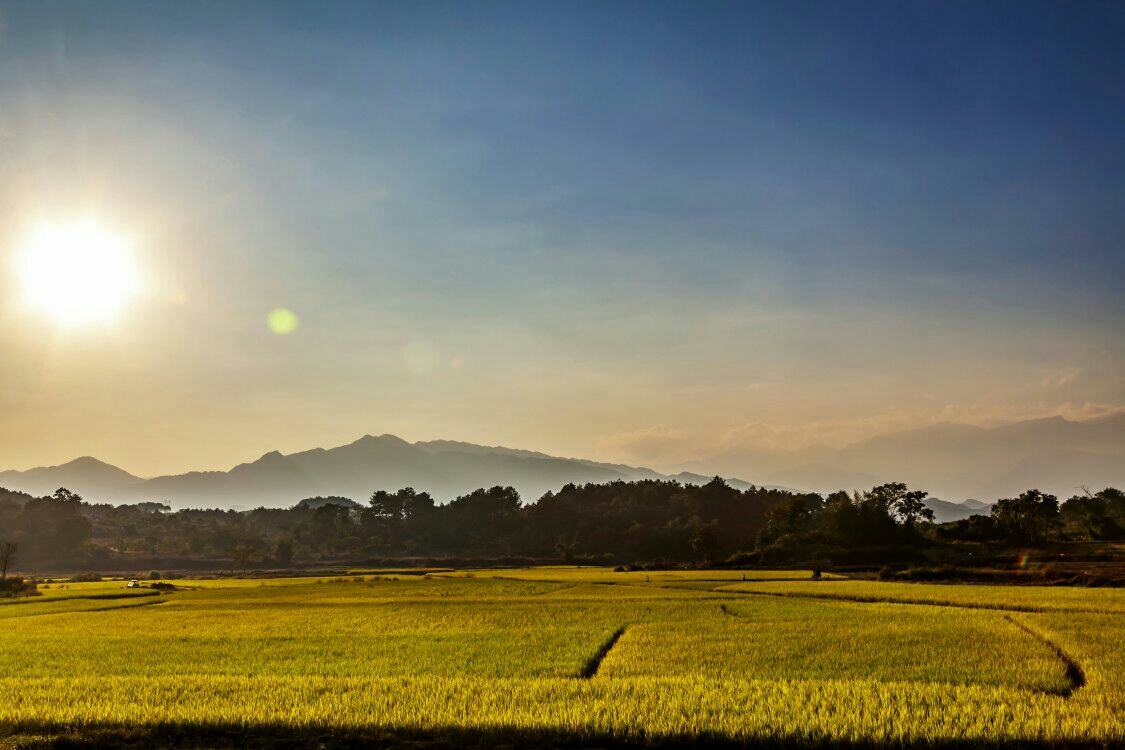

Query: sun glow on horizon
[[15, 220, 141, 326]]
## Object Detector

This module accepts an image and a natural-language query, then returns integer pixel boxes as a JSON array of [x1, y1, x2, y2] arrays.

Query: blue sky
[[0, 1, 1122, 475]]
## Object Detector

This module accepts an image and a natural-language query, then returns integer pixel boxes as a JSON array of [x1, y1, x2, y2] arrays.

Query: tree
[[861, 483, 933, 527], [821, 490, 864, 544], [274, 538, 294, 567], [1061, 488, 1125, 540], [759, 494, 822, 545], [894, 489, 935, 529], [0, 542, 16, 580], [301, 504, 354, 553], [992, 489, 1060, 545], [445, 486, 522, 554], [690, 522, 721, 564], [401, 488, 435, 525], [18, 488, 91, 563], [232, 537, 267, 569], [935, 514, 998, 543], [554, 533, 579, 563], [369, 490, 405, 521]]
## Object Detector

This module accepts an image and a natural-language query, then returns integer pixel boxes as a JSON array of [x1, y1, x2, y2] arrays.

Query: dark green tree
[[1061, 489, 1125, 540], [0, 541, 16, 580], [992, 490, 1060, 545], [274, 538, 295, 567]]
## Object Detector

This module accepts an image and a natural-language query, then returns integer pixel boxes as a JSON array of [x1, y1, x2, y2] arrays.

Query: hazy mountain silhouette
[[923, 497, 994, 523], [4, 416, 1116, 511], [683, 413, 1125, 502], [0, 456, 142, 498], [0, 435, 761, 509], [668, 471, 792, 493]]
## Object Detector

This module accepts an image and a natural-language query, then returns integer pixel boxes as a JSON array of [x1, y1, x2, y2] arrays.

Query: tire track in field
[[580, 625, 627, 678], [1003, 615, 1087, 697]]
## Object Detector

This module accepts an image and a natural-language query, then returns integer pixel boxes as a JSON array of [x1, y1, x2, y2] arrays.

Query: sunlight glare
[[15, 220, 140, 326]]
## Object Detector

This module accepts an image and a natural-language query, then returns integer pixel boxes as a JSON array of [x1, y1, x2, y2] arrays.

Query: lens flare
[[267, 308, 299, 334]]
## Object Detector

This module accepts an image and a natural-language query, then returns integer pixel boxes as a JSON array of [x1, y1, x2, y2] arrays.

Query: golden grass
[[1, 570, 1122, 745]]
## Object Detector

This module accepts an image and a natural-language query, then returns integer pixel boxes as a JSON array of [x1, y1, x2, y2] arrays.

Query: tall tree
[[992, 490, 1060, 545], [0, 541, 16, 580]]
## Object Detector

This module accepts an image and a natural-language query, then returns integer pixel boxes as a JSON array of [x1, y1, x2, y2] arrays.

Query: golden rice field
[[1, 567, 1123, 747]]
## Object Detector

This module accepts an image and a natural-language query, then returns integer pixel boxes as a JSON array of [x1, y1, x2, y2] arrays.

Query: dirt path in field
[[580, 625, 626, 678]]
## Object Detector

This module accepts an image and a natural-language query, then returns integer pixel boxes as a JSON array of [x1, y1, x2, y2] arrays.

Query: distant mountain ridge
[[0, 434, 773, 510], [923, 497, 994, 524], [0, 456, 143, 499], [680, 413, 1125, 504], [5, 415, 1108, 515]]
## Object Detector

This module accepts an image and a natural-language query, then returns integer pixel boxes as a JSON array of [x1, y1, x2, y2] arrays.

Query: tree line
[[0, 479, 795, 571], [753, 483, 1125, 565], [1, 480, 1122, 573]]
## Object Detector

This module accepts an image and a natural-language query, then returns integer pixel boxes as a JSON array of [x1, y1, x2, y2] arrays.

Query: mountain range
[[681, 413, 1125, 504], [0, 434, 768, 510], [3, 413, 1120, 519]]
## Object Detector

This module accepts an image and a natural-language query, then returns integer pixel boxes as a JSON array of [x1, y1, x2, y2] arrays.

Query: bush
[[0, 577, 40, 597], [878, 565, 902, 581], [723, 551, 761, 567]]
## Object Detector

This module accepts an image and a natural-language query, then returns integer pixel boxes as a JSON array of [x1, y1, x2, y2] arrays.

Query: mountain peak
[[64, 456, 115, 468], [55, 456, 138, 479], [0, 455, 141, 497], [351, 433, 410, 447]]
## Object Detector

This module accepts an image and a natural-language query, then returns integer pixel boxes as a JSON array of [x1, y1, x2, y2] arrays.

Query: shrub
[[0, 577, 40, 597]]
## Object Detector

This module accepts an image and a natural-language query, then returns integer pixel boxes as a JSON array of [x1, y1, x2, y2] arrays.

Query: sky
[[0, 0, 1122, 478]]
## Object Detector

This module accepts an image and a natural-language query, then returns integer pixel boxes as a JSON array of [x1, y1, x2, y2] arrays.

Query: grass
[[1, 567, 1123, 747], [0, 580, 158, 604], [717, 577, 1125, 613], [600, 597, 1072, 693]]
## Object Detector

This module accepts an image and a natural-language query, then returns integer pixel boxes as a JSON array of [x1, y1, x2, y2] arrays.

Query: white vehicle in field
[[126, 579, 140, 588]]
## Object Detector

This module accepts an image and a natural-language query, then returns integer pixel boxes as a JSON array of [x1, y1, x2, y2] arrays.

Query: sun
[[15, 220, 141, 326]]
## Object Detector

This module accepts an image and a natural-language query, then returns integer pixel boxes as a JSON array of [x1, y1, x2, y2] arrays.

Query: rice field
[[1, 567, 1123, 747]]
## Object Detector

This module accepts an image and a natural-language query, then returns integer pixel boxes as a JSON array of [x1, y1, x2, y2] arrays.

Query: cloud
[[935, 401, 1125, 425], [1040, 366, 1082, 388], [595, 426, 711, 465]]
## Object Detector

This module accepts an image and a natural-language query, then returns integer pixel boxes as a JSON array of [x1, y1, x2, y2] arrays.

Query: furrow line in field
[[3, 598, 169, 620], [1003, 615, 1087, 697], [0, 590, 161, 606], [689, 587, 1050, 613], [580, 625, 627, 678]]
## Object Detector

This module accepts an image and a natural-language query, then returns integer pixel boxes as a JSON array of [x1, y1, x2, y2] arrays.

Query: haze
[[1, 2, 1122, 495]]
